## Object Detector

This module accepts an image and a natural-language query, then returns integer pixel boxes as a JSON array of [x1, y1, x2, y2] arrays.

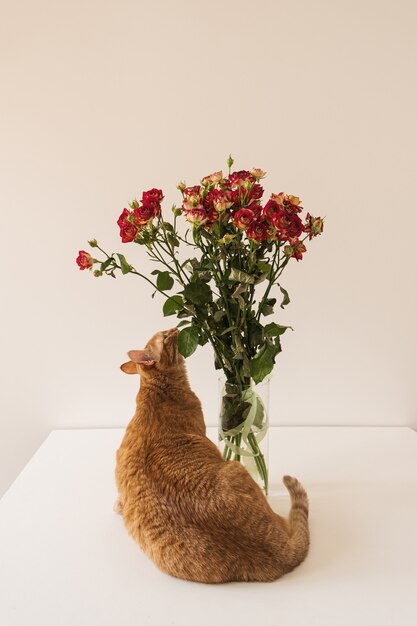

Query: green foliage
[[250, 340, 280, 384], [229, 267, 255, 284], [260, 298, 276, 316], [163, 295, 183, 316], [279, 285, 290, 309], [178, 326, 199, 358], [152, 270, 174, 291], [116, 254, 131, 275], [183, 282, 212, 306], [264, 322, 293, 337]]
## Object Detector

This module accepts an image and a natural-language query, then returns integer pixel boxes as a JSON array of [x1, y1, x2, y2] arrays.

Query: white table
[[1, 427, 417, 626]]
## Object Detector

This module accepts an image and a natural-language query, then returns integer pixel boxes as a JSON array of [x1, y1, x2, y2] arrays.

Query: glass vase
[[218, 378, 269, 495]]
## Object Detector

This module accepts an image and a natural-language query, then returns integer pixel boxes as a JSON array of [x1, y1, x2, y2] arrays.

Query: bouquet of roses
[[76, 156, 323, 493]]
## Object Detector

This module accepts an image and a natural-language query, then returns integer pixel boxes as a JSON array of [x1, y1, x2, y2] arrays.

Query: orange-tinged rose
[[76, 250, 93, 270]]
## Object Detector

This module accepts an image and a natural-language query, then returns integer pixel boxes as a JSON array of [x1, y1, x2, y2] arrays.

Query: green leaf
[[116, 254, 131, 275], [183, 282, 213, 305], [250, 341, 280, 384], [156, 271, 174, 291], [213, 310, 226, 322], [264, 322, 293, 337], [197, 332, 208, 346], [100, 257, 113, 271], [257, 261, 272, 278], [163, 295, 183, 316], [211, 222, 220, 238], [167, 232, 180, 247], [220, 326, 237, 336], [195, 270, 212, 282], [178, 326, 199, 358], [279, 285, 290, 309], [231, 283, 247, 309], [260, 298, 276, 316], [248, 319, 264, 348], [229, 267, 255, 284], [176, 320, 190, 328]]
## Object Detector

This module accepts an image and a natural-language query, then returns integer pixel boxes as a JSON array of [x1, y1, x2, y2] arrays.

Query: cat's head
[[120, 328, 183, 376]]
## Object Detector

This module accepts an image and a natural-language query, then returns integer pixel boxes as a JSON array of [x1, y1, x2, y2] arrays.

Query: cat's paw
[[113, 498, 123, 515]]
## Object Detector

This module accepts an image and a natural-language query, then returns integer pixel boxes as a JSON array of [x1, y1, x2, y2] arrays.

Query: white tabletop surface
[[1, 426, 417, 626]]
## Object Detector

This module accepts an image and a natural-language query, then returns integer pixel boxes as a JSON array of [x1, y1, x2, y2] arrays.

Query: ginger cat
[[115, 328, 309, 583]]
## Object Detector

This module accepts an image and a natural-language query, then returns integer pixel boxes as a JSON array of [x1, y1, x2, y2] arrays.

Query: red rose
[[233, 208, 255, 230], [76, 250, 93, 270], [133, 203, 160, 224], [183, 185, 201, 198], [204, 188, 233, 213], [205, 206, 220, 224], [271, 210, 303, 240], [229, 170, 255, 187], [117, 208, 131, 228], [117, 208, 139, 242], [246, 202, 262, 215], [142, 188, 164, 204], [247, 183, 264, 202], [246, 220, 270, 242], [120, 223, 138, 243], [262, 199, 282, 221]]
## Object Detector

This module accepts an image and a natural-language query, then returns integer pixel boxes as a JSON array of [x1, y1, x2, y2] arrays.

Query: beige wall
[[1, 0, 416, 495]]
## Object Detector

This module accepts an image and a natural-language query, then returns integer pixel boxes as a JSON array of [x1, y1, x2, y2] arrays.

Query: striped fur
[[115, 329, 310, 583]]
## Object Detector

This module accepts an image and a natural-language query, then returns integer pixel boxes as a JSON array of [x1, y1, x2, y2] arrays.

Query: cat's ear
[[127, 350, 157, 366], [120, 361, 138, 374]]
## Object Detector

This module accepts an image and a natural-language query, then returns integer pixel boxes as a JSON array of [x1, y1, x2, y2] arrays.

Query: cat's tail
[[283, 475, 310, 570]]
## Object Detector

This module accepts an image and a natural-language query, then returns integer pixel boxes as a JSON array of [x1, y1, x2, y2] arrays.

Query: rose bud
[[88, 239, 98, 248], [176, 180, 186, 192], [93, 270, 103, 277], [284, 241, 306, 261], [76, 250, 94, 270], [233, 208, 255, 230], [172, 205, 182, 216], [304, 213, 324, 239]]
